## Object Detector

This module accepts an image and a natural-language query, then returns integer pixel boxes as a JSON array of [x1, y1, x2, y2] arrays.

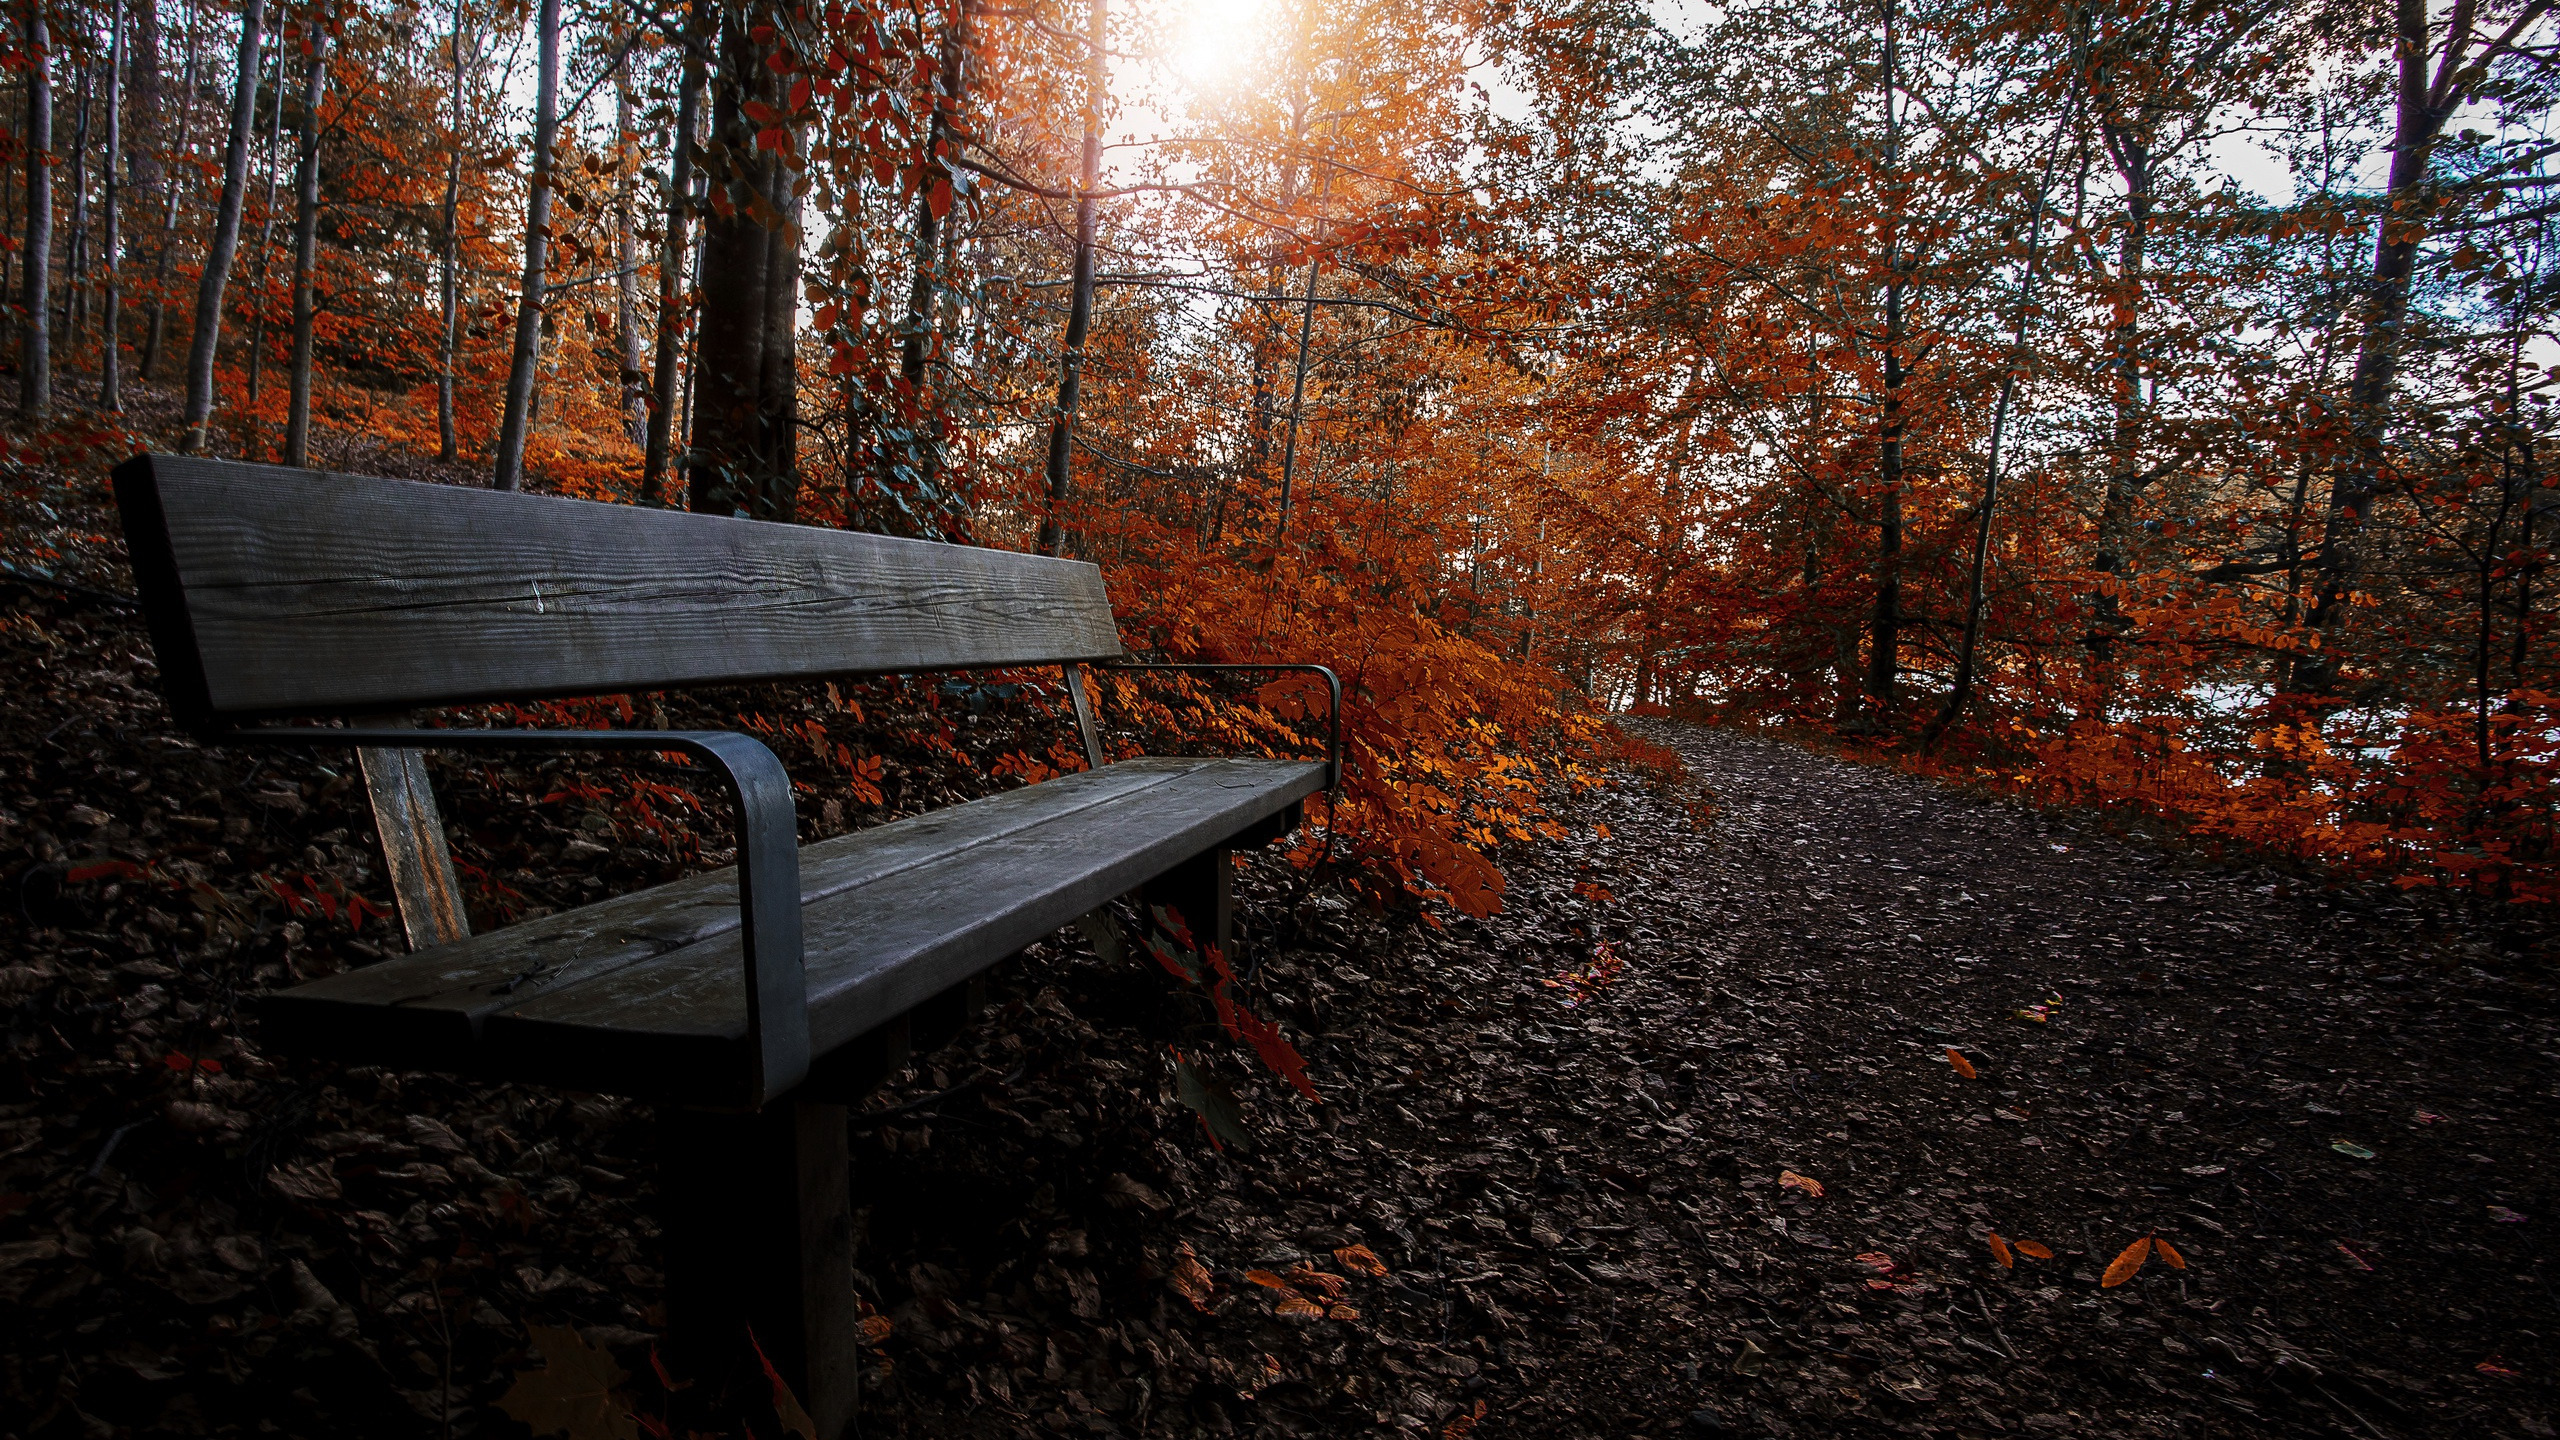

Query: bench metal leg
[[1143, 844, 1233, 957], [660, 1100, 858, 1439]]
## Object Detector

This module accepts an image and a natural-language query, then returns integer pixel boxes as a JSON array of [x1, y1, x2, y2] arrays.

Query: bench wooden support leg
[[1143, 845, 1233, 957], [660, 1101, 858, 1439]]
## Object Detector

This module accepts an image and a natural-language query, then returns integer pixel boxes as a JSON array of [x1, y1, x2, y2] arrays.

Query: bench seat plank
[[269, 758, 1219, 1043], [262, 756, 1325, 1098]]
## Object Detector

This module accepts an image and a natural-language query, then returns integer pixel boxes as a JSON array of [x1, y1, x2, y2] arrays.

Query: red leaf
[[1150, 903, 1198, 952], [65, 860, 143, 884]]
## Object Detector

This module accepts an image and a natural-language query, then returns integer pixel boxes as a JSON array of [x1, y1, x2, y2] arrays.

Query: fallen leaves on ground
[[8, 532, 2560, 1440], [498, 1326, 639, 1440], [2102, 1236, 2154, 1288]]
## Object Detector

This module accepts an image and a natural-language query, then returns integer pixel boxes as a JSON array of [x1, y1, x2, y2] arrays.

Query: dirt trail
[[1467, 722, 2560, 1439]]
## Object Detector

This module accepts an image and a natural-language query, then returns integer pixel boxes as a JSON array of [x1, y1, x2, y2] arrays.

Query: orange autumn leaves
[[1985, 1232, 2054, 1269], [1951, 1058, 2191, 1289], [1245, 1264, 1362, 1321], [2101, 1234, 2188, 1287], [1988, 1230, 2187, 1286], [1171, 1242, 1389, 1322]]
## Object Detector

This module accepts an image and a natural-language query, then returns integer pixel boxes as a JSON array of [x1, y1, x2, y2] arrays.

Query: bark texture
[[491, 0, 560, 492], [283, 31, 328, 467], [178, 0, 268, 453]]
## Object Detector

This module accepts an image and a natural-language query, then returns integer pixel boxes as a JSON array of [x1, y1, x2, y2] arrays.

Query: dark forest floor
[[6, 449, 2560, 1439]]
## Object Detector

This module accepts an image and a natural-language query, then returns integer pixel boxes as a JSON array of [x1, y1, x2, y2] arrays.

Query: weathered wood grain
[[353, 722, 470, 952], [115, 455, 1126, 722], [478, 757, 1323, 1096], [1065, 663, 1104, 771], [260, 757, 1324, 1098], [264, 758, 1222, 1047]]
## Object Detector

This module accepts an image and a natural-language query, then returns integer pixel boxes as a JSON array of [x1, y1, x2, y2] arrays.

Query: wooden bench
[[112, 455, 1337, 1436]]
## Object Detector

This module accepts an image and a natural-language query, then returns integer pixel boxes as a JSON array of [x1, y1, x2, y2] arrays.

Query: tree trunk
[[244, 35, 287, 423], [1274, 136, 1335, 544], [2089, 152, 2148, 583], [61, 59, 88, 355], [436, 0, 463, 461], [128, 0, 159, 213], [873, 4, 970, 524], [1861, 0, 1902, 722], [21, 0, 53, 419], [178, 0, 268, 453], [491, 0, 559, 492], [640, 31, 701, 505], [614, 51, 644, 446], [2291, 0, 2448, 697], [687, 5, 801, 521], [282, 28, 325, 466], [99, 0, 122, 411], [1923, 180, 2060, 751], [1037, 0, 1107, 557], [139, 4, 196, 382]]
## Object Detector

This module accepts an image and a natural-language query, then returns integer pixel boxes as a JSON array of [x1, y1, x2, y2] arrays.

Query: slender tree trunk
[[4, 73, 17, 326], [243, 35, 286, 422], [2512, 433, 2545, 688], [640, 31, 700, 505], [61, 59, 88, 355], [139, 5, 196, 382], [282, 28, 325, 466], [2481, 454, 2515, 776], [99, 1, 122, 410], [177, 0, 267, 453], [1922, 121, 2066, 752], [1861, 0, 1902, 721], [614, 50, 644, 446], [129, 0, 159, 223], [2291, 0, 2451, 697], [1037, 0, 1106, 557], [21, 0, 53, 419], [874, 4, 970, 522], [1275, 122, 1337, 543], [490, 0, 559, 491], [435, 0, 463, 461], [688, 4, 802, 520], [2090, 157, 2149, 585]]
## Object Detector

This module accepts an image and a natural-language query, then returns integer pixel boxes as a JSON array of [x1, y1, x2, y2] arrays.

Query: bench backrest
[[114, 456, 1126, 727]]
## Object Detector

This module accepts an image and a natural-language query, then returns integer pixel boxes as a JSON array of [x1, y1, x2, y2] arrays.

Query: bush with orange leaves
[[1076, 499, 1613, 919], [1910, 695, 2560, 907]]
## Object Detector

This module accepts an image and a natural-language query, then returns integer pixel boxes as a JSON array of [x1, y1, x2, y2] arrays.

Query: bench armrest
[[214, 725, 810, 1109], [1098, 663, 1341, 792]]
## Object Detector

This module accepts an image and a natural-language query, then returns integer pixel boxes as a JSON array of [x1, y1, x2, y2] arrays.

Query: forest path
[[1485, 721, 2560, 1438]]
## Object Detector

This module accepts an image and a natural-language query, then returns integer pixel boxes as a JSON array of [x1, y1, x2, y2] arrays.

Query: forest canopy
[[7, 0, 2560, 910]]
